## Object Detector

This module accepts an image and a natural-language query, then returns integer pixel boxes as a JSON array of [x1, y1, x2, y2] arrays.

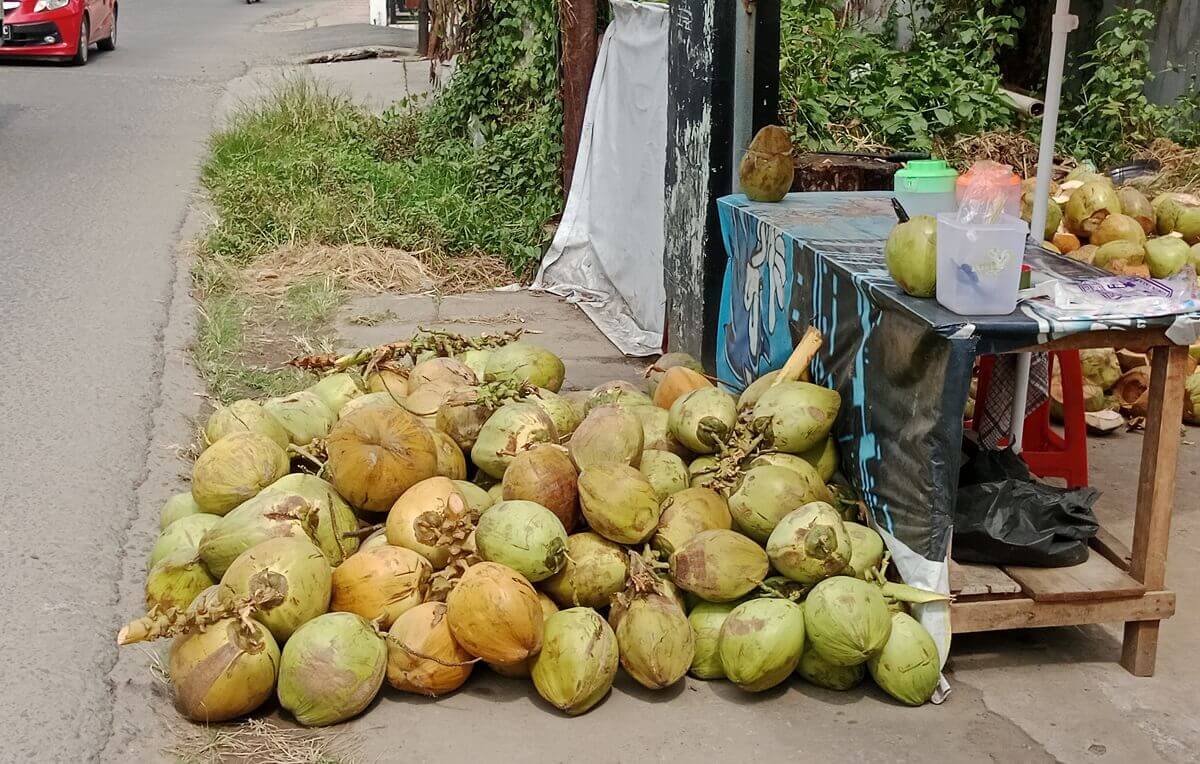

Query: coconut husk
[[1116, 348, 1148, 373], [1113, 366, 1151, 418], [1084, 410, 1124, 436]]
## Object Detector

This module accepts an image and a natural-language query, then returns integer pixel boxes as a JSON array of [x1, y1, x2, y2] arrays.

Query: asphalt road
[[0, 2, 407, 761]]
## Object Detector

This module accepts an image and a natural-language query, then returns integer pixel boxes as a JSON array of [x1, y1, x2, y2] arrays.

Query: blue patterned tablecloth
[[715, 191, 1191, 564]]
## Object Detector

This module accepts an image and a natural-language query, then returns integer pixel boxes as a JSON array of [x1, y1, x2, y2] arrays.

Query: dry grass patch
[[165, 718, 364, 764], [239, 244, 434, 298]]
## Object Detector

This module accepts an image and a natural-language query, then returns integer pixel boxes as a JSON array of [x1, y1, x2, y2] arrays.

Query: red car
[[1, 0, 116, 65]]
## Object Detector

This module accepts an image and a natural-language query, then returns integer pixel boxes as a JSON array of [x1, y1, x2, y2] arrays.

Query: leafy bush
[[779, 0, 1020, 152], [201, 0, 561, 276]]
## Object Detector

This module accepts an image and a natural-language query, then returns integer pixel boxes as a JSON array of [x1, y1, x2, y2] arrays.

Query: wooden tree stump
[[791, 153, 899, 192]]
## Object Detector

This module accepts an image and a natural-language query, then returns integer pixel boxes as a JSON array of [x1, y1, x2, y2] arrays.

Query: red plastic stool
[[972, 350, 1089, 488]]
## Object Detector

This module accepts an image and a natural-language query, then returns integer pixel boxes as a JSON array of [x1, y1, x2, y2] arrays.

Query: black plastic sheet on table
[[715, 191, 1191, 568]]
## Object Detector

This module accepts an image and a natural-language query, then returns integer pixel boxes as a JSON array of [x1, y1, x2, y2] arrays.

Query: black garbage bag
[[953, 445, 1099, 567]]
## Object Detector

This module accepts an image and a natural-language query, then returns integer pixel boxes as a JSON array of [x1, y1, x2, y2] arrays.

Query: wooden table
[[713, 192, 1193, 676], [950, 329, 1185, 675]]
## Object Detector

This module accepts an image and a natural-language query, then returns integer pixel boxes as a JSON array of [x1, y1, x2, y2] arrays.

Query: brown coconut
[[738, 126, 794, 203], [502, 444, 580, 532]]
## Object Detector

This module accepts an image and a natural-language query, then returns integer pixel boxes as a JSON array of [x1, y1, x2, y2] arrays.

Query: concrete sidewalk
[[107, 3, 1200, 760]]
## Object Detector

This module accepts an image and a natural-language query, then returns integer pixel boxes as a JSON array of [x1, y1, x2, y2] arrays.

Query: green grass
[[200, 79, 556, 275], [194, 292, 308, 403], [284, 276, 343, 326]]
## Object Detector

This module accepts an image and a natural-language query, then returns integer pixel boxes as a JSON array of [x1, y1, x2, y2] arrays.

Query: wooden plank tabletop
[[1004, 553, 1146, 603], [950, 560, 1023, 599]]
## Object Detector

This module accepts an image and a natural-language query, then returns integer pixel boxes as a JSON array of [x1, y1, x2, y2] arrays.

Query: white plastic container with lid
[[935, 213, 1029, 315], [893, 159, 959, 218]]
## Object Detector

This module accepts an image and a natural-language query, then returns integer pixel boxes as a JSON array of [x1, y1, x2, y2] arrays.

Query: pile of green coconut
[[121, 328, 946, 727]]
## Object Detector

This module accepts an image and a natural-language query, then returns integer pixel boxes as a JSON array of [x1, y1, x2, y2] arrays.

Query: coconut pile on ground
[[119, 328, 946, 727]]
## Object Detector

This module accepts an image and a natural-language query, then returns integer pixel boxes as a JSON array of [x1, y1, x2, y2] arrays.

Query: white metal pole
[[1010, 0, 1077, 454], [731, 1, 756, 193]]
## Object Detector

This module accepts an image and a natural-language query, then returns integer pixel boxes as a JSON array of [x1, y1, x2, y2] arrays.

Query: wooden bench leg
[[1120, 344, 1189, 676]]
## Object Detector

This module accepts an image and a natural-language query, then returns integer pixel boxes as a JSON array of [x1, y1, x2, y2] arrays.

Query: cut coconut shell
[[1116, 348, 1148, 373], [1113, 366, 1151, 419], [1084, 410, 1124, 436]]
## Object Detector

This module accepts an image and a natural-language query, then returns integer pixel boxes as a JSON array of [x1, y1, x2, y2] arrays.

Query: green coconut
[[1185, 372, 1200, 426], [639, 450, 690, 502], [221, 536, 333, 643], [484, 342, 566, 392], [569, 405, 644, 470], [159, 492, 202, 530], [531, 608, 620, 715], [668, 387, 738, 454], [688, 601, 738, 679], [456, 349, 492, 381], [586, 381, 653, 412], [736, 370, 782, 410], [148, 513, 220, 568], [1155, 196, 1187, 236], [766, 502, 852, 585], [541, 532, 629, 609], [884, 214, 938, 297], [435, 387, 495, 451], [1091, 213, 1148, 247], [145, 552, 216, 612], [199, 492, 319, 579], [728, 463, 833, 543], [1177, 207, 1200, 245], [1145, 237, 1193, 278], [1094, 239, 1146, 269], [405, 378, 469, 429], [1021, 191, 1062, 241], [1079, 348, 1121, 391], [277, 612, 386, 727], [169, 618, 280, 723], [455, 480, 495, 515], [669, 529, 769, 602], [263, 391, 337, 446], [476, 500, 569, 582], [615, 590, 694, 690], [652, 487, 733, 558], [717, 598, 806, 692], [191, 432, 290, 516], [204, 399, 289, 450], [1065, 180, 1122, 237], [804, 576, 892, 666], [340, 391, 404, 420], [1117, 187, 1155, 235], [578, 464, 662, 544], [687, 455, 718, 488], [752, 381, 841, 453], [845, 522, 886, 579], [408, 357, 477, 392], [868, 612, 941, 706], [262, 473, 360, 564], [308, 373, 363, 416], [530, 389, 582, 438], [471, 402, 559, 480], [628, 404, 691, 457], [798, 437, 838, 481], [797, 648, 865, 691], [647, 352, 704, 396]]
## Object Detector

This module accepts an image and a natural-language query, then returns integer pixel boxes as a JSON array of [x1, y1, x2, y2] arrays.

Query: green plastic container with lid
[[894, 159, 959, 218]]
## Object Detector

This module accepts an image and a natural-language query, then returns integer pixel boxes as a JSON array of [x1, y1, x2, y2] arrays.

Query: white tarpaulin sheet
[[533, 0, 668, 357]]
